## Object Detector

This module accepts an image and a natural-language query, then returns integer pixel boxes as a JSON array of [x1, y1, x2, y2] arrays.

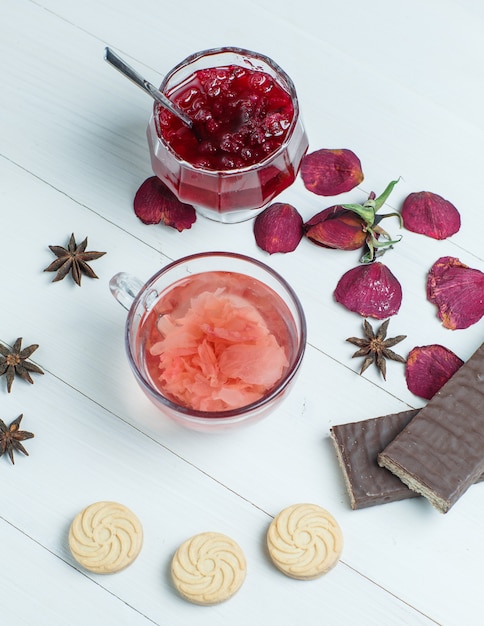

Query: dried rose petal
[[253, 203, 303, 254], [300, 149, 364, 196], [134, 176, 196, 231], [402, 191, 461, 239], [406, 344, 464, 399], [304, 206, 366, 250], [427, 256, 484, 329], [334, 262, 402, 319]]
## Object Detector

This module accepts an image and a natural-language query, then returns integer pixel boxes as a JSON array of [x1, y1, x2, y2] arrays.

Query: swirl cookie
[[267, 503, 343, 580], [68, 501, 143, 574], [171, 532, 246, 605]]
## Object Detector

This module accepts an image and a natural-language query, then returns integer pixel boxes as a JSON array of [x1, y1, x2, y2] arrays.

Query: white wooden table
[[2, 1, 484, 624]]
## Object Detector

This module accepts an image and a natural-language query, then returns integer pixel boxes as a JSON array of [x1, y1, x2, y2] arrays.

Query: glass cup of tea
[[147, 47, 309, 224], [110, 252, 306, 431]]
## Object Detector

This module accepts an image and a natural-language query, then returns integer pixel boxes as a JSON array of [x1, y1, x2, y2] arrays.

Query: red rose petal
[[134, 176, 196, 231], [402, 191, 461, 239], [253, 203, 303, 254], [334, 262, 402, 319], [300, 148, 364, 196], [427, 256, 484, 329], [304, 205, 366, 250], [405, 344, 464, 400]]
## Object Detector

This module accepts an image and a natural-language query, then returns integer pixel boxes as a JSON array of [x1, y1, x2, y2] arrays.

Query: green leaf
[[375, 211, 404, 228], [360, 247, 375, 264], [341, 202, 375, 226], [372, 235, 402, 248], [374, 179, 400, 211]]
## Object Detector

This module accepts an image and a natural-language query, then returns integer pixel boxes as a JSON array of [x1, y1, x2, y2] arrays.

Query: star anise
[[346, 319, 406, 380], [44, 233, 106, 286], [0, 338, 44, 393], [0, 415, 34, 464]]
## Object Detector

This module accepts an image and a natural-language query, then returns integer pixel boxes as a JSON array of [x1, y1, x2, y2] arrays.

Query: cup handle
[[109, 272, 145, 311]]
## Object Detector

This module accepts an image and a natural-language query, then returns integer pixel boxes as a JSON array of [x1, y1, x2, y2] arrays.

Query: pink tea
[[137, 271, 298, 413]]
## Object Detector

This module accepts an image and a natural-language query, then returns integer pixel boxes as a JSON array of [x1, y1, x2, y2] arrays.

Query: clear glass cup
[[147, 47, 308, 224], [110, 252, 306, 431]]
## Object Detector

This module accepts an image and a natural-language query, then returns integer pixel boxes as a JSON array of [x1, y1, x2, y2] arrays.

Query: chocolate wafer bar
[[330, 409, 420, 509], [331, 410, 484, 510], [378, 342, 484, 513]]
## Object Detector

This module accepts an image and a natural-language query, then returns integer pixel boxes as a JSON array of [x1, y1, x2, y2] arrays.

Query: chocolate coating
[[330, 410, 420, 509], [331, 408, 484, 510], [378, 342, 484, 513]]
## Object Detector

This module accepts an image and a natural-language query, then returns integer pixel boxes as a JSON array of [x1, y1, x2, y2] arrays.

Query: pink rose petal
[[150, 290, 288, 412], [300, 148, 364, 196], [254, 203, 303, 254], [304, 205, 366, 250], [134, 176, 196, 231], [402, 191, 460, 239], [405, 344, 464, 399], [427, 256, 484, 329], [334, 262, 402, 319]]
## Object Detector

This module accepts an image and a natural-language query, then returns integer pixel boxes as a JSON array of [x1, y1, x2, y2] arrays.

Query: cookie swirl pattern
[[68, 501, 143, 574], [267, 503, 343, 579], [171, 532, 246, 605]]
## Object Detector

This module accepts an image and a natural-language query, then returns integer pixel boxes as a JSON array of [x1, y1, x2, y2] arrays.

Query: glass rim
[[125, 251, 307, 423], [152, 46, 301, 176]]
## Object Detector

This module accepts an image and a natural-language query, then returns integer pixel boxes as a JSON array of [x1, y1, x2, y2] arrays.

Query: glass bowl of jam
[[147, 47, 308, 223]]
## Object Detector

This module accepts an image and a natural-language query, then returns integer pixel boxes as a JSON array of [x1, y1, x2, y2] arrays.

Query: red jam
[[155, 65, 295, 170]]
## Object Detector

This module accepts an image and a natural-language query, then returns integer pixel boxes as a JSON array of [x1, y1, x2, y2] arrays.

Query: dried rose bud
[[341, 179, 402, 263], [134, 176, 196, 231], [334, 262, 402, 319], [253, 203, 303, 254], [402, 191, 461, 239], [304, 180, 402, 261], [300, 148, 364, 196], [405, 344, 464, 399], [304, 206, 367, 250], [427, 256, 484, 329]]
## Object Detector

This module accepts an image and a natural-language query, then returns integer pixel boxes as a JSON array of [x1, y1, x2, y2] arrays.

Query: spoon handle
[[104, 47, 193, 128]]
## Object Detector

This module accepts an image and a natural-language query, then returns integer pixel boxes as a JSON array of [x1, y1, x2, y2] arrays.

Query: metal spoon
[[104, 47, 193, 129]]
